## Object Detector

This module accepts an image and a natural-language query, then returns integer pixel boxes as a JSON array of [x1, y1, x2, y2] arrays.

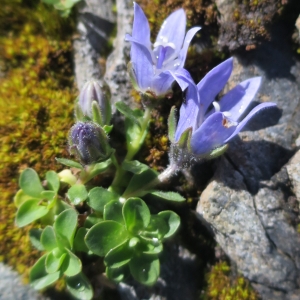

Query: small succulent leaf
[[104, 200, 124, 224], [129, 254, 160, 286], [67, 184, 88, 205], [89, 158, 112, 177], [30, 254, 62, 290], [63, 249, 82, 277], [149, 190, 185, 202], [58, 169, 77, 186], [14, 189, 33, 208], [143, 215, 169, 240], [19, 168, 44, 198], [139, 236, 163, 254], [73, 227, 89, 252], [85, 221, 128, 257], [123, 169, 158, 198], [104, 240, 133, 269], [46, 251, 66, 274], [66, 272, 93, 300], [103, 125, 113, 134], [54, 209, 78, 249], [87, 187, 119, 213], [55, 158, 83, 170], [115, 102, 142, 128], [41, 190, 56, 201], [29, 229, 44, 251], [123, 198, 151, 233], [84, 213, 103, 228], [168, 106, 177, 143], [16, 199, 49, 227], [106, 265, 130, 283], [158, 211, 180, 239], [46, 171, 60, 193], [122, 160, 149, 174], [41, 226, 57, 251]]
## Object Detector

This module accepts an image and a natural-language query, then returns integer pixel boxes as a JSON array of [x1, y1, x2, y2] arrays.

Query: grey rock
[[197, 47, 300, 299], [73, 0, 116, 90]]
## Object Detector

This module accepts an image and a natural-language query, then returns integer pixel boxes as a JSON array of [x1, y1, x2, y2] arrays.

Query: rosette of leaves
[[15, 168, 70, 227], [85, 196, 180, 285], [29, 209, 93, 300]]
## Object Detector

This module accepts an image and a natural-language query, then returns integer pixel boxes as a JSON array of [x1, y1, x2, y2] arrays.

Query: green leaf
[[41, 226, 57, 251], [84, 213, 103, 228], [123, 198, 150, 234], [115, 102, 142, 127], [46, 251, 66, 274], [149, 190, 185, 202], [168, 106, 177, 143], [29, 229, 44, 251], [158, 211, 180, 239], [55, 158, 83, 170], [46, 171, 60, 193], [139, 236, 163, 255], [106, 265, 129, 283], [129, 254, 160, 286], [30, 254, 61, 290], [14, 189, 33, 208], [63, 249, 82, 276], [87, 187, 119, 213], [16, 199, 49, 227], [19, 168, 44, 198], [66, 272, 93, 300], [85, 221, 128, 257], [74, 227, 89, 252], [103, 125, 113, 134], [122, 160, 149, 174], [67, 184, 88, 205], [142, 215, 169, 240], [92, 100, 103, 126], [104, 200, 124, 224], [90, 158, 112, 176], [123, 169, 158, 198], [177, 127, 192, 150], [104, 240, 132, 269], [41, 190, 56, 201], [54, 209, 78, 249]]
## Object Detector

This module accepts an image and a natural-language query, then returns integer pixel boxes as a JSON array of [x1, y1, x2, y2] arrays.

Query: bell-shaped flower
[[170, 57, 277, 165], [125, 2, 201, 98]]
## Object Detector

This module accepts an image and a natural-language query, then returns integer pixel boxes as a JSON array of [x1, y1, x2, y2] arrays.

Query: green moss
[[201, 261, 258, 300], [0, 0, 76, 279]]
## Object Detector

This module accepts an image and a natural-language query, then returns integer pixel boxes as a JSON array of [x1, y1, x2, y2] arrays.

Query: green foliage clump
[[0, 0, 76, 278], [202, 261, 258, 300]]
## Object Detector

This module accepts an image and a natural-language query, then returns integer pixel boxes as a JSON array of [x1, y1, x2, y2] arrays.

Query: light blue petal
[[151, 73, 174, 96], [132, 2, 151, 50], [197, 58, 233, 122], [175, 82, 200, 141], [219, 77, 262, 121], [129, 41, 154, 93], [224, 102, 277, 143], [155, 9, 186, 60], [179, 27, 201, 68], [191, 112, 236, 155]]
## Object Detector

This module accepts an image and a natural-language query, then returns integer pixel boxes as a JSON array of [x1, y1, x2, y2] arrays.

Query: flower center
[[154, 36, 176, 70]]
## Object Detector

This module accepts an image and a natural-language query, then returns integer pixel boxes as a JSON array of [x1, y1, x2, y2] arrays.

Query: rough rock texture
[[73, 0, 116, 90], [196, 39, 300, 299]]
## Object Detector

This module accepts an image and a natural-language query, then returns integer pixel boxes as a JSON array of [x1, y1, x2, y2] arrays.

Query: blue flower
[[173, 58, 277, 160], [125, 2, 201, 98]]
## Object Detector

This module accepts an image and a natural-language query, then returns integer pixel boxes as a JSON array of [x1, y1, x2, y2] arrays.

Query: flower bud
[[69, 122, 112, 165], [78, 79, 111, 125]]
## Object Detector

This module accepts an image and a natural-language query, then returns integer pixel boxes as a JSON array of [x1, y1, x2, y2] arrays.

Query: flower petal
[[179, 27, 201, 68], [197, 58, 233, 121], [151, 73, 175, 96], [175, 82, 200, 141], [155, 9, 186, 60], [129, 41, 154, 92], [191, 112, 236, 155], [224, 102, 277, 143], [132, 3, 151, 50], [218, 77, 262, 121]]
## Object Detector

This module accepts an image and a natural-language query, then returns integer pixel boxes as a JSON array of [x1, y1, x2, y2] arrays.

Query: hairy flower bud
[[69, 122, 112, 165], [78, 80, 111, 125]]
